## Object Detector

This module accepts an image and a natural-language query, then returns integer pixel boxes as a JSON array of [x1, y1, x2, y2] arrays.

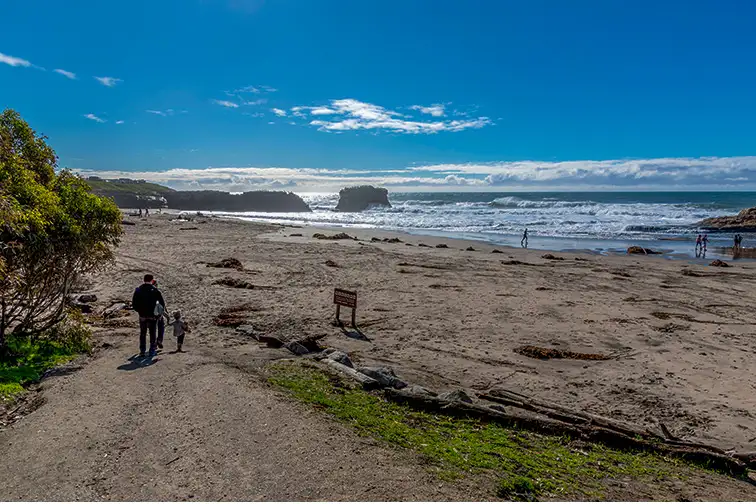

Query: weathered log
[[483, 388, 729, 455], [383, 389, 747, 476], [324, 359, 380, 390], [483, 388, 659, 441]]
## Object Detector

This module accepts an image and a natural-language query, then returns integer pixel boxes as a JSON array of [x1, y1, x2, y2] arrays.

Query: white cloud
[[115, 120, 124, 125], [95, 76, 122, 87], [83, 114, 106, 123], [410, 104, 446, 117], [0, 52, 32, 67], [293, 99, 491, 134], [146, 109, 175, 117], [243, 98, 267, 106], [212, 99, 239, 108], [73, 156, 756, 192], [271, 108, 287, 117], [53, 68, 76, 79]]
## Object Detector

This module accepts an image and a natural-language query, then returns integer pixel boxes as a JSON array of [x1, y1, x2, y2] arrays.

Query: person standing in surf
[[521, 228, 528, 248]]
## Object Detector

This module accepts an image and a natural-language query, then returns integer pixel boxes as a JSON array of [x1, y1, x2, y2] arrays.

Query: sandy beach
[[3, 211, 756, 500], [116, 214, 755, 450]]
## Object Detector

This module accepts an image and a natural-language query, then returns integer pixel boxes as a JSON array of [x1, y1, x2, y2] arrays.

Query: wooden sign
[[334, 288, 357, 326]]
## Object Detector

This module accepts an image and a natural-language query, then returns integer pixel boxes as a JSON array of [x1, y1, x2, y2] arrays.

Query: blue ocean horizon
[[217, 191, 756, 259]]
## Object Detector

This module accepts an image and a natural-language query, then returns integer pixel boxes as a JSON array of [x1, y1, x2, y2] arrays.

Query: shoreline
[[151, 208, 753, 263]]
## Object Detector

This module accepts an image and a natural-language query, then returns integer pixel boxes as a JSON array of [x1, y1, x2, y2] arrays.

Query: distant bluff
[[85, 177, 311, 212], [335, 185, 391, 212]]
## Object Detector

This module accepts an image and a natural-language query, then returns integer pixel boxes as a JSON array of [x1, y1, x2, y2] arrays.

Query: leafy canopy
[[0, 108, 122, 345]]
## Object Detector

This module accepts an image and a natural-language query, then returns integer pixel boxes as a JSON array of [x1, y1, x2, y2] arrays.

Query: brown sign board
[[333, 288, 357, 308], [333, 288, 357, 326]]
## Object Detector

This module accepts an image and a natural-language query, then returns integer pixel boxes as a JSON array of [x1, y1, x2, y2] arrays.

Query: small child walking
[[168, 310, 191, 352]]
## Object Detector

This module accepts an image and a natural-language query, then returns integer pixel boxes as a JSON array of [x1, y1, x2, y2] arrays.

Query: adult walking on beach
[[131, 274, 166, 358], [521, 228, 528, 248]]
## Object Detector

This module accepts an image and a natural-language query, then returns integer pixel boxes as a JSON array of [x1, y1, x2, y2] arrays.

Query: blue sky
[[2, 0, 756, 191]]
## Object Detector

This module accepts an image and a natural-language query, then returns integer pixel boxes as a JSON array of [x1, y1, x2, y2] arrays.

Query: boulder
[[699, 207, 756, 231], [406, 385, 437, 397], [334, 186, 391, 212], [541, 253, 564, 260], [356, 366, 408, 389], [285, 341, 311, 355], [313, 232, 355, 240], [324, 259, 339, 267], [435, 244, 449, 249], [437, 389, 475, 404], [627, 246, 661, 255], [710, 259, 730, 267], [491, 249, 504, 254], [103, 302, 128, 318], [466, 246, 476, 252], [77, 294, 97, 303], [325, 350, 354, 368]]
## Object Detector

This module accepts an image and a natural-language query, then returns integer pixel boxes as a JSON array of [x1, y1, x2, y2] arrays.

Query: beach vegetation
[[0, 108, 121, 352], [267, 360, 728, 500]]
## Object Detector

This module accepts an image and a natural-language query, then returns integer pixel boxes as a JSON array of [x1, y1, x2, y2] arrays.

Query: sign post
[[333, 288, 357, 327]]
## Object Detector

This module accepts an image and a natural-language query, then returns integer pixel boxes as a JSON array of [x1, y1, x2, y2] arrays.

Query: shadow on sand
[[117, 354, 160, 371]]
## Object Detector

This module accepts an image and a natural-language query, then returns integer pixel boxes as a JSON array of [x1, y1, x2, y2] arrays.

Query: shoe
[[138, 352, 146, 358], [157, 343, 164, 349], [148, 349, 157, 358]]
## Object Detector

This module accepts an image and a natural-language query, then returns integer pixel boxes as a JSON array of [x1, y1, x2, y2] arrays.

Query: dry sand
[[2, 212, 756, 500]]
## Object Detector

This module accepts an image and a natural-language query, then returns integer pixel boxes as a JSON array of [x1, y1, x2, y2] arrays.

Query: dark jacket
[[132, 283, 165, 318]]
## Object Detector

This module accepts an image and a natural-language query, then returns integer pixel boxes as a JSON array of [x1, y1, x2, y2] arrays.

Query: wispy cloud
[[271, 108, 287, 117], [146, 109, 175, 117], [83, 114, 106, 123], [0, 52, 32, 68], [95, 76, 122, 87], [54, 68, 76, 79], [299, 99, 491, 134], [115, 120, 124, 125], [74, 156, 756, 192], [410, 104, 446, 117], [212, 99, 239, 108], [242, 98, 267, 106]]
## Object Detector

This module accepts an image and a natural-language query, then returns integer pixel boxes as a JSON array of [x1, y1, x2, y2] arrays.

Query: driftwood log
[[323, 360, 380, 390], [383, 388, 748, 476], [481, 388, 733, 456]]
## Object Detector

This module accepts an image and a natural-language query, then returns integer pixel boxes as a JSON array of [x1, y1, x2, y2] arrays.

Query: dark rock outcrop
[[165, 191, 311, 213], [335, 186, 391, 212], [699, 207, 756, 231], [627, 246, 661, 255]]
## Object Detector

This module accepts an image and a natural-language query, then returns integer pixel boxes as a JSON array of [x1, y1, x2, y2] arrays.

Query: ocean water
[[213, 191, 756, 257]]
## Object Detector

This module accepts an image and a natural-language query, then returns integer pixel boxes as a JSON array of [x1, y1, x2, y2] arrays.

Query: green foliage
[[0, 313, 91, 402], [268, 361, 706, 500], [0, 109, 122, 346], [85, 178, 174, 196]]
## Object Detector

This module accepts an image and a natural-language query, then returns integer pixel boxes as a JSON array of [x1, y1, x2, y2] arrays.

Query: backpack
[[154, 300, 165, 317]]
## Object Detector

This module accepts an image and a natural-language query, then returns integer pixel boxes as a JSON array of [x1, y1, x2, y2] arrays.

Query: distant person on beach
[[702, 234, 709, 252], [696, 234, 702, 254], [168, 310, 191, 353], [145, 207, 150, 217], [138, 208, 142, 218], [131, 274, 166, 358], [521, 228, 528, 248]]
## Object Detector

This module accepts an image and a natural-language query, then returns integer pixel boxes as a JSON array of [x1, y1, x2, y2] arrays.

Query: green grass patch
[[86, 179, 174, 195], [267, 360, 698, 500], [0, 315, 92, 404]]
